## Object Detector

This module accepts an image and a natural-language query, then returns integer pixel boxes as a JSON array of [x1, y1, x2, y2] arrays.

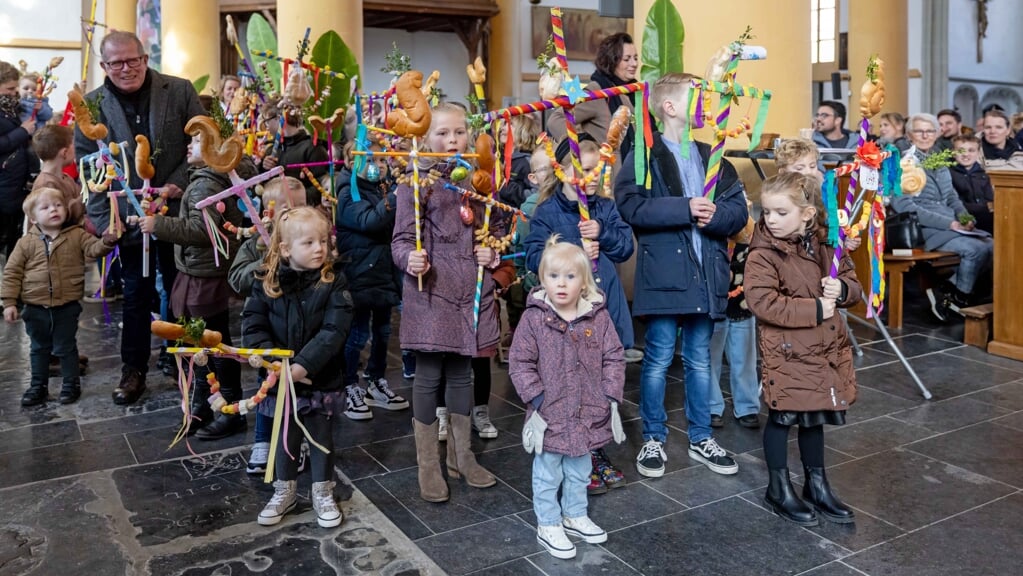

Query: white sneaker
[[257, 480, 297, 525], [344, 385, 373, 420], [364, 378, 409, 410], [247, 442, 270, 475], [563, 515, 608, 544], [311, 481, 343, 528], [537, 524, 576, 559], [471, 405, 499, 439], [437, 407, 449, 442]]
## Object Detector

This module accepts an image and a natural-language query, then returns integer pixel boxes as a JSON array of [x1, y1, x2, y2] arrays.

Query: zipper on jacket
[[42, 233, 54, 300]]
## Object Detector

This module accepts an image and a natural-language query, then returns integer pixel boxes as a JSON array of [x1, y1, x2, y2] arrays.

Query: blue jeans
[[532, 451, 590, 526], [709, 317, 761, 418], [937, 235, 993, 294], [639, 314, 715, 444], [343, 305, 392, 385]]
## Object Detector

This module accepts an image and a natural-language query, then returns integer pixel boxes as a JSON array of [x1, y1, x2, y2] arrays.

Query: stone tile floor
[[0, 273, 1020, 575]]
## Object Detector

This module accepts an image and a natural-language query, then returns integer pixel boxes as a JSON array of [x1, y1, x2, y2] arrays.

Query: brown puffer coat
[[1, 224, 114, 308], [743, 221, 862, 413]]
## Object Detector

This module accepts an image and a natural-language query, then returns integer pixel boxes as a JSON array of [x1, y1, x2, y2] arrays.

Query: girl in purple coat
[[392, 102, 500, 503], [509, 237, 625, 560]]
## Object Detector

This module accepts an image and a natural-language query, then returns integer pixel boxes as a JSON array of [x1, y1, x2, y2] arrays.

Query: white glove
[[522, 410, 548, 454], [610, 401, 626, 444]]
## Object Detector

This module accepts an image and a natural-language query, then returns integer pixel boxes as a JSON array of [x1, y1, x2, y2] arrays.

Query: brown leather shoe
[[112, 366, 147, 405]]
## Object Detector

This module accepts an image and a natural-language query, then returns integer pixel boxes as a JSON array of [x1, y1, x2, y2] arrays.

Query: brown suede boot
[[413, 419, 449, 502], [446, 413, 497, 488]]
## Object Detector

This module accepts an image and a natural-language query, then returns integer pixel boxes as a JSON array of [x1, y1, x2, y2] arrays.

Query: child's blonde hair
[[261, 175, 306, 213], [257, 206, 334, 297], [501, 115, 541, 152], [650, 72, 697, 121], [22, 187, 66, 219], [774, 138, 820, 170], [538, 234, 598, 300], [760, 171, 827, 237]]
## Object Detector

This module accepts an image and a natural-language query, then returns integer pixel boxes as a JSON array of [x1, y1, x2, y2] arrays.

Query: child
[[17, 72, 53, 130], [615, 73, 749, 479], [336, 141, 407, 420], [744, 171, 861, 527], [259, 100, 329, 206], [508, 237, 625, 560], [505, 147, 550, 332], [242, 206, 353, 528], [525, 135, 633, 493], [229, 175, 307, 475], [140, 132, 257, 441], [497, 114, 540, 208], [949, 134, 995, 235], [2, 188, 115, 405], [392, 102, 499, 503], [0, 60, 38, 260], [31, 125, 84, 225]]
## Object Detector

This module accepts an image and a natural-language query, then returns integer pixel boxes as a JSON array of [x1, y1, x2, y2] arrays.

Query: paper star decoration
[[562, 76, 587, 104]]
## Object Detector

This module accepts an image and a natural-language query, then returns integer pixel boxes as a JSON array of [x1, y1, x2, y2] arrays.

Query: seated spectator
[[892, 114, 993, 322], [935, 109, 962, 153], [1014, 112, 1023, 148], [877, 112, 911, 153], [981, 109, 1021, 163], [949, 134, 994, 235], [813, 101, 858, 163]]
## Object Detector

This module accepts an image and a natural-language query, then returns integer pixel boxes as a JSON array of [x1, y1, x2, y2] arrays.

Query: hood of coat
[[191, 155, 257, 187], [278, 261, 343, 293], [526, 286, 605, 330]]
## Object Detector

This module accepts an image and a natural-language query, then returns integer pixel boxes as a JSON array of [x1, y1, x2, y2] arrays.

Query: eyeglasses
[[102, 56, 146, 71], [814, 113, 833, 119], [911, 129, 937, 136]]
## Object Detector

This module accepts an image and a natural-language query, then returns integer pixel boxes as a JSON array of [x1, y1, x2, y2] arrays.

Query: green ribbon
[[822, 170, 841, 247]]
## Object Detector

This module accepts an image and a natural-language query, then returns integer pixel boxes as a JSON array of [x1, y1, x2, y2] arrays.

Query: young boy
[[32, 125, 84, 224], [259, 100, 329, 206], [615, 73, 749, 478], [949, 134, 994, 235], [2, 188, 116, 406], [17, 73, 53, 131]]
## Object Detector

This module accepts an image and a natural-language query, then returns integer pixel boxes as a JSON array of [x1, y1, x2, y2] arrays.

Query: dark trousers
[[275, 410, 334, 482], [23, 302, 82, 389], [187, 309, 242, 402], [0, 211, 22, 259], [343, 305, 392, 384], [436, 355, 493, 410], [119, 240, 177, 372], [413, 352, 472, 423]]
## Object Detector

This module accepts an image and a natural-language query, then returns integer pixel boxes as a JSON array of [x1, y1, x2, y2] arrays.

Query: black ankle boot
[[21, 385, 48, 407], [195, 413, 246, 441], [59, 379, 82, 404], [802, 466, 855, 524], [764, 468, 818, 526]]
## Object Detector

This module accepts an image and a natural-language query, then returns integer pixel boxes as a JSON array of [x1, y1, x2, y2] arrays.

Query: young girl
[[508, 237, 625, 560], [496, 114, 540, 208], [524, 135, 633, 494], [392, 102, 499, 503], [743, 171, 861, 527], [2, 188, 115, 405], [141, 133, 257, 441], [243, 206, 353, 528], [336, 141, 407, 420]]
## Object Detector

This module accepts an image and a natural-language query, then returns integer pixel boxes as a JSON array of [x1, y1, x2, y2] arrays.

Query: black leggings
[[275, 410, 334, 482], [413, 352, 473, 423], [435, 356, 493, 410], [762, 419, 825, 470]]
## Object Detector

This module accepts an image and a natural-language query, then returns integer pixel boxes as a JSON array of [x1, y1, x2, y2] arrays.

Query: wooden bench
[[961, 303, 995, 347], [881, 251, 960, 329]]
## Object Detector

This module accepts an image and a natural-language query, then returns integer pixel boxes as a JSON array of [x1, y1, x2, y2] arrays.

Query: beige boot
[[413, 418, 450, 502], [446, 413, 497, 488]]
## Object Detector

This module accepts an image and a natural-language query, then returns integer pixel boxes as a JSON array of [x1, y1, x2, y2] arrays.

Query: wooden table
[[987, 170, 1023, 361]]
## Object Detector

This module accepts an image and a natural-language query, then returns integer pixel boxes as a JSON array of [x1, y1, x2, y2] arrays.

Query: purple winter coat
[[391, 166, 501, 356], [509, 288, 626, 457]]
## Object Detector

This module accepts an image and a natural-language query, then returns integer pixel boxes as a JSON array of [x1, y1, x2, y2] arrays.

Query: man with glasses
[[812, 101, 858, 164], [75, 31, 205, 405]]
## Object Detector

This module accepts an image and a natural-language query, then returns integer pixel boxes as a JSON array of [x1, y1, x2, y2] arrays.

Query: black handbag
[[885, 211, 923, 249]]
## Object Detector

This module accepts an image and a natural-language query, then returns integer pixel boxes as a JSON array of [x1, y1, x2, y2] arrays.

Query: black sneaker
[[636, 439, 666, 478], [710, 414, 724, 428], [688, 438, 739, 475], [926, 288, 949, 322]]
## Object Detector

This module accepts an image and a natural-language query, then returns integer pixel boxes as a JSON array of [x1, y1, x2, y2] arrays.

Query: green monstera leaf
[[309, 30, 361, 134], [192, 74, 209, 95], [247, 13, 281, 92], [640, 0, 685, 85]]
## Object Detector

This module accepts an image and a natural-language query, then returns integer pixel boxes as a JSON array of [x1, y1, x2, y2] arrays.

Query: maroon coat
[[391, 168, 500, 356], [508, 288, 625, 457], [743, 221, 862, 413]]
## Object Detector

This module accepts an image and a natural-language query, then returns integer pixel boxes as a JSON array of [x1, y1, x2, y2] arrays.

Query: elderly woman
[[877, 112, 911, 153], [892, 113, 994, 321]]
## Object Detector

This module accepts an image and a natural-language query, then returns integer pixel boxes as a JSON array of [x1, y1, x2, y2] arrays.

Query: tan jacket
[[1, 225, 113, 308]]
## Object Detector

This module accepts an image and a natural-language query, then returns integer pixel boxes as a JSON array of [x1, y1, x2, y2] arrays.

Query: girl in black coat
[[242, 206, 354, 529]]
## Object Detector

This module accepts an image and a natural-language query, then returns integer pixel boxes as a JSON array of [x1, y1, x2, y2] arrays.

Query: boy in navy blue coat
[[615, 73, 749, 478]]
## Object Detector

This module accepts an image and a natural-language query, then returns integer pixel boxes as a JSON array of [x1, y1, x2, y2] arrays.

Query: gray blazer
[[75, 69, 206, 244]]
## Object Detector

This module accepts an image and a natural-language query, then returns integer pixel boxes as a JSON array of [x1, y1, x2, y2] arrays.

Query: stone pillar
[[632, 0, 812, 139], [848, 0, 908, 121], [922, 0, 949, 112], [277, 0, 363, 73], [489, 0, 520, 104], [161, 0, 221, 87], [104, 0, 137, 37]]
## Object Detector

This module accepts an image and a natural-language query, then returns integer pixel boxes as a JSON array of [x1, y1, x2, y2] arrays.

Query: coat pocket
[[637, 240, 692, 292]]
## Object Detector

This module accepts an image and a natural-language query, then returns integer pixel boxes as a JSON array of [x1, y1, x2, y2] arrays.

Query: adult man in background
[[812, 101, 858, 163], [935, 109, 962, 152]]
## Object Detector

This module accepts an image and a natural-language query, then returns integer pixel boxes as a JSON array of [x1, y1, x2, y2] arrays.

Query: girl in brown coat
[[744, 172, 862, 527]]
